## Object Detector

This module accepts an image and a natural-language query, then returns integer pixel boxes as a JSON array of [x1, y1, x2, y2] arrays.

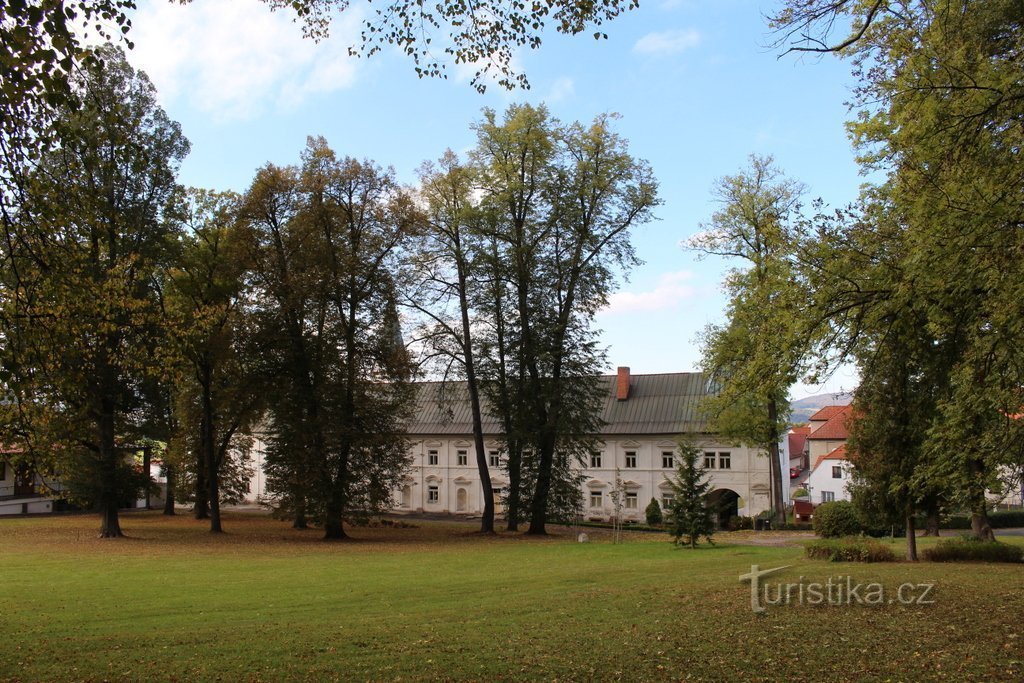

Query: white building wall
[[805, 460, 854, 504], [395, 435, 772, 521]]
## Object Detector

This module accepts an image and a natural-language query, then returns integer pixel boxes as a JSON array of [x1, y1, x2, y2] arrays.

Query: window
[[488, 450, 501, 468], [0, 460, 6, 480], [662, 451, 674, 469], [457, 450, 468, 466], [820, 490, 835, 503], [625, 492, 638, 509], [428, 450, 439, 466], [428, 485, 439, 503], [589, 491, 603, 508], [590, 452, 602, 468], [661, 494, 674, 509], [718, 452, 731, 470], [704, 452, 716, 469], [832, 465, 842, 479], [624, 451, 637, 468]]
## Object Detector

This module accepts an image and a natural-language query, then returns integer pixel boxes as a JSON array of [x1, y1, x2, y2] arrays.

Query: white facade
[[803, 454, 853, 504], [397, 435, 771, 522]]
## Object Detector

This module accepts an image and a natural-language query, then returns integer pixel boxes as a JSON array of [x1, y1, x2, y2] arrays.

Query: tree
[[645, 497, 663, 525], [409, 151, 496, 533], [164, 190, 264, 533], [773, 0, 1024, 540], [242, 138, 417, 540], [237, 0, 640, 92], [471, 104, 659, 534], [0, 44, 189, 537], [667, 442, 715, 548], [687, 155, 808, 527]]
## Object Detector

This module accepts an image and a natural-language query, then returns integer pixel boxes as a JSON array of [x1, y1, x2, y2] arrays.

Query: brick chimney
[[616, 366, 631, 401]]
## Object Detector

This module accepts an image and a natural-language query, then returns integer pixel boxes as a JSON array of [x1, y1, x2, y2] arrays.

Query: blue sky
[[120, 0, 862, 399]]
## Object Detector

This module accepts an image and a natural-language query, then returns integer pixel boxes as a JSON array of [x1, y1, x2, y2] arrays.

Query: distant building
[[801, 405, 854, 504], [245, 367, 774, 524]]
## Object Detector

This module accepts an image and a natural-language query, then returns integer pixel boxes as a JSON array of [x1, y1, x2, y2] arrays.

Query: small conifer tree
[[668, 441, 715, 548], [645, 497, 663, 525]]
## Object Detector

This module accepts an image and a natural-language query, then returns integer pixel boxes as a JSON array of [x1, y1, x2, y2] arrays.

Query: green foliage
[[467, 104, 659, 533], [804, 537, 897, 563], [813, 501, 861, 538], [776, 0, 1024, 541], [241, 137, 417, 538], [0, 45, 188, 536], [791, 488, 808, 498], [688, 155, 810, 524], [645, 497, 663, 525], [924, 537, 1024, 564], [727, 515, 754, 531], [277, 0, 639, 92], [667, 442, 715, 548]]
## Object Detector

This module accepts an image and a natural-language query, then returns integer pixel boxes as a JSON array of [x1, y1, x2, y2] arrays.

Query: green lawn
[[1, 512, 1021, 681]]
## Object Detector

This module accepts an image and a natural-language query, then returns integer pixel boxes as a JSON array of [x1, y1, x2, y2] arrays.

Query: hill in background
[[789, 392, 853, 425]]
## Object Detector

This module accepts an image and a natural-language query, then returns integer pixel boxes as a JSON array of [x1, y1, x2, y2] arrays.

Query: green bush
[[813, 500, 861, 538], [791, 488, 808, 498], [727, 515, 753, 531], [923, 537, 1024, 563], [645, 498, 663, 525], [912, 511, 1024, 530], [805, 537, 897, 562]]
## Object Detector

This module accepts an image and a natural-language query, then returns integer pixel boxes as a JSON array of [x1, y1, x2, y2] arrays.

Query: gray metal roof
[[409, 372, 712, 437]]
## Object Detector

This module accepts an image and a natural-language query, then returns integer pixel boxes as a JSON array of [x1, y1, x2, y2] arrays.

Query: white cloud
[[126, 0, 362, 121], [602, 271, 697, 315], [632, 29, 701, 57], [547, 77, 575, 103]]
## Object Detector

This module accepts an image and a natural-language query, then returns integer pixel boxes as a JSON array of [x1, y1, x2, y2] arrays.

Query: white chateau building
[[247, 367, 774, 523]]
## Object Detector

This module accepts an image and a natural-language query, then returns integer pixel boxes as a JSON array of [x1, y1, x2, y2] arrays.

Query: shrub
[[791, 488, 808, 498], [805, 537, 897, 563], [923, 537, 1024, 563], [813, 500, 861, 538], [645, 498, 663, 525], [727, 515, 754, 531]]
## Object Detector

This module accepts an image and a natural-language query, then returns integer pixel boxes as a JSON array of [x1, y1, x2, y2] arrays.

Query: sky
[[113, 0, 863, 400]]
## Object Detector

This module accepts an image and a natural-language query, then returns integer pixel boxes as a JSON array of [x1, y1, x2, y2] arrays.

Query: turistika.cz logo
[[739, 565, 936, 613]]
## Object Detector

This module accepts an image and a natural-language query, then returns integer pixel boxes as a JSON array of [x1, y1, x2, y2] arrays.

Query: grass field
[[1, 512, 1022, 681]]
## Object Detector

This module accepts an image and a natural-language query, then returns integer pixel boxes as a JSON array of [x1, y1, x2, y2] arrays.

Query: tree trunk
[[292, 499, 308, 529], [97, 395, 124, 538], [967, 456, 995, 541], [201, 365, 223, 533], [323, 489, 346, 540], [766, 397, 786, 526], [905, 513, 918, 562], [194, 458, 209, 520], [527, 432, 555, 536], [98, 500, 123, 538], [163, 463, 176, 515]]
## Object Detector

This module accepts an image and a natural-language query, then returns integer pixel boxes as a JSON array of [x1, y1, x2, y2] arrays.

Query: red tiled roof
[[809, 444, 849, 474], [808, 405, 847, 421], [808, 405, 853, 440]]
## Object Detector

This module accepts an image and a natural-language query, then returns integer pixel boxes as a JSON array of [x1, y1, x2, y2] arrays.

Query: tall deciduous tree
[[0, 44, 189, 537], [410, 151, 496, 533], [687, 155, 807, 526], [242, 137, 417, 540], [773, 0, 1024, 540], [164, 190, 263, 533], [472, 104, 659, 535]]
